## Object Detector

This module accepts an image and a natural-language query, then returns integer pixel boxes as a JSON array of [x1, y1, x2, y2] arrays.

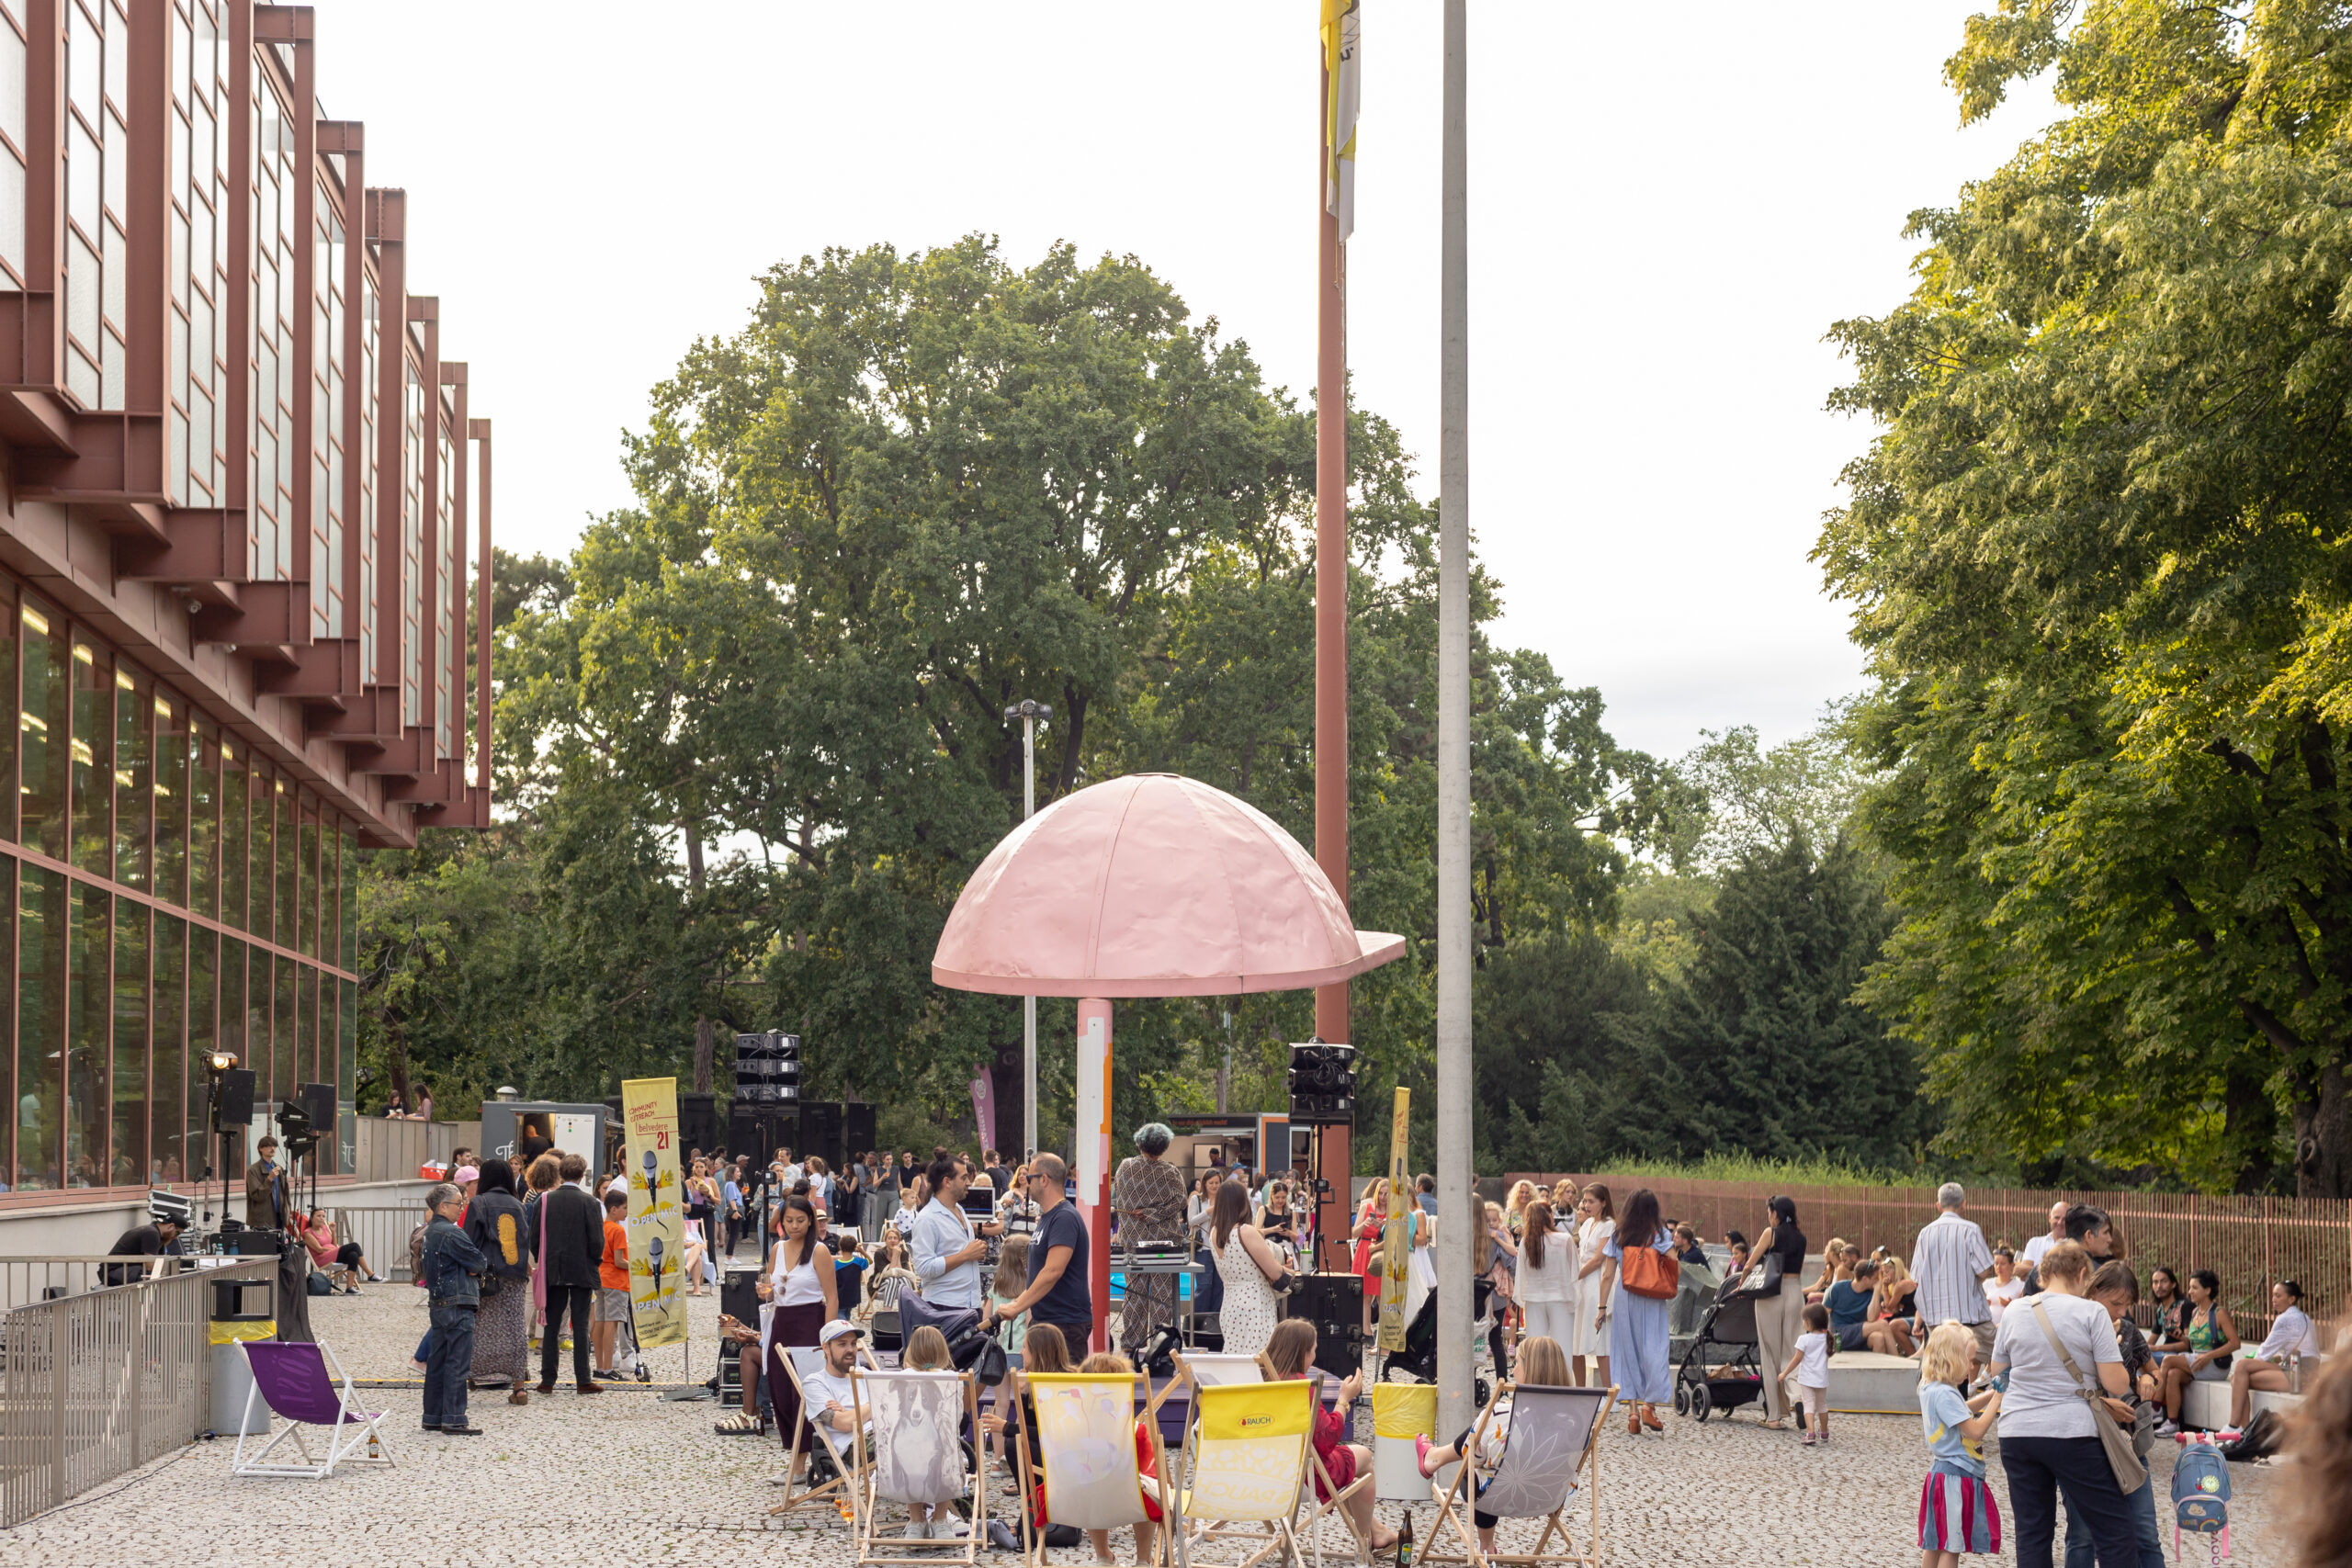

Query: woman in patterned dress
[[1111, 1122, 1189, 1354], [463, 1157, 533, 1403]]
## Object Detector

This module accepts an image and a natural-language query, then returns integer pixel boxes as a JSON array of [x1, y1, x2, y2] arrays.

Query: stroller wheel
[[1672, 1384, 1688, 1416], [1690, 1382, 1713, 1423], [635, 1364, 652, 1383]]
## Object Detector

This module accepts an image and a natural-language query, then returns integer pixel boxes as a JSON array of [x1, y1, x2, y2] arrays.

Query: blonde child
[[1076, 1351, 1163, 1566], [1780, 1302, 1832, 1444], [898, 1326, 963, 1540], [1917, 1320, 2002, 1567], [992, 1236, 1031, 1357]]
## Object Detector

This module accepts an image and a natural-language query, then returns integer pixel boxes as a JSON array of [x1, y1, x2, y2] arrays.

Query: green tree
[[1821, 0, 2352, 1193]]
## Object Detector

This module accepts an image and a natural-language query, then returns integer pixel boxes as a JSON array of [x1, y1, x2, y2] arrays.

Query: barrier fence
[[0, 1258, 272, 1526], [1508, 1174, 2352, 1342], [326, 1204, 427, 1282]]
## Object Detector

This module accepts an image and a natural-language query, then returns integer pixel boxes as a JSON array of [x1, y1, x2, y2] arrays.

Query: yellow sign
[[1377, 1087, 1410, 1352], [618, 1076, 688, 1349]]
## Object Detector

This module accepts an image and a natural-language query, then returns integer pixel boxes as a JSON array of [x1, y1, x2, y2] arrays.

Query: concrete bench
[[1826, 1350, 1924, 1415]]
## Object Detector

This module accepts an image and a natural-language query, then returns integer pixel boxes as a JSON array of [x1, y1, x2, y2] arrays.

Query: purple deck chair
[[232, 1339, 397, 1479]]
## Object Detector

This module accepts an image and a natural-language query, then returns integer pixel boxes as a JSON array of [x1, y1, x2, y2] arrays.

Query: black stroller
[[1384, 1277, 1494, 1384], [1672, 1285, 1766, 1421]]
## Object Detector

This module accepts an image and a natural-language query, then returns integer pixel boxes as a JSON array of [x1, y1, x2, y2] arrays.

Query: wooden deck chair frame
[[848, 1363, 988, 1567], [1170, 1375, 1317, 1568], [1421, 1381, 1616, 1568], [1296, 1371, 1374, 1568], [765, 1340, 876, 1522], [1009, 1370, 1177, 1568]]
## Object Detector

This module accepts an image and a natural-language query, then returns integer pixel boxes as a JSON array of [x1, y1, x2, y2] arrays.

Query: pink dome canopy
[[932, 773, 1406, 998]]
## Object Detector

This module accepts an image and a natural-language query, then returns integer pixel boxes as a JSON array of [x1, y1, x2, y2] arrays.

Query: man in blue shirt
[[911, 1156, 989, 1310], [984, 1152, 1091, 1353], [1827, 1259, 1879, 1351]]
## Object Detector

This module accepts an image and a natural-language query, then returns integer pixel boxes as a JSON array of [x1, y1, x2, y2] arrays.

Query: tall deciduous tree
[[1823, 0, 2352, 1194]]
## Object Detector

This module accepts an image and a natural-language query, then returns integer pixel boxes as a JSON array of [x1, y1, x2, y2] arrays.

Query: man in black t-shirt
[[983, 1152, 1091, 1351], [984, 1148, 1013, 1195], [104, 1217, 183, 1286]]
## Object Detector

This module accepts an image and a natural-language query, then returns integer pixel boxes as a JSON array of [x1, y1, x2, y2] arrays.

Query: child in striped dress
[[1918, 1320, 2003, 1565]]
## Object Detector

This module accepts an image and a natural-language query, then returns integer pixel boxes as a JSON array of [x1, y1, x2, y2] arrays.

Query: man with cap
[[798, 1320, 872, 1466], [244, 1135, 288, 1231], [103, 1213, 183, 1286]]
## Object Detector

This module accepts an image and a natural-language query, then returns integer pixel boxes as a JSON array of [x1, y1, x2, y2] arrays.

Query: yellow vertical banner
[[1377, 1087, 1410, 1351], [619, 1077, 688, 1350]]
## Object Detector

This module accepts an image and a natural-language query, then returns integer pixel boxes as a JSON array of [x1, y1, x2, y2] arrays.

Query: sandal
[[714, 1411, 763, 1436]]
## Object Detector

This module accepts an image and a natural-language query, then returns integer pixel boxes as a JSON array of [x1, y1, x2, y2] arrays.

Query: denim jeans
[[423, 1304, 477, 1428], [2063, 1468, 2165, 1568]]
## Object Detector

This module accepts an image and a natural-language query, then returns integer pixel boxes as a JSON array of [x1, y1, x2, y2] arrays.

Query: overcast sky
[[319, 2, 2053, 762]]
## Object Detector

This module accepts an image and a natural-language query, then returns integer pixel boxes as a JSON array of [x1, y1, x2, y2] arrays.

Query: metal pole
[[1435, 0, 1476, 1441], [1023, 714, 1038, 1160]]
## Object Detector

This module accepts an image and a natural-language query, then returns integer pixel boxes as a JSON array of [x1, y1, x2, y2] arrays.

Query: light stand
[[200, 1052, 237, 1242]]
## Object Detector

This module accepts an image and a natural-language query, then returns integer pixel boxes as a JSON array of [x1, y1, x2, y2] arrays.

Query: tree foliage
[[1822, 0, 2352, 1194]]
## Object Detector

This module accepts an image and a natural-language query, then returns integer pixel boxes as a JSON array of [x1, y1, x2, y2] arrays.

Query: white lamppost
[[1003, 699, 1052, 1159]]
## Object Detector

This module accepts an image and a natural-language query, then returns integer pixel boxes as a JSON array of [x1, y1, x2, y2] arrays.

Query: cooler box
[[1374, 1382, 1438, 1500]]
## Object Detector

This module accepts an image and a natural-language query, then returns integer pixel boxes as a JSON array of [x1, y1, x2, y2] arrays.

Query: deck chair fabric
[[1012, 1371, 1172, 1568], [1173, 1351, 1264, 1388], [1175, 1379, 1315, 1568], [851, 1366, 984, 1567], [1297, 1371, 1374, 1568], [231, 1340, 394, 1480], [767, 1344, 867, 1521], [1424, 1382, 1612, 1568]]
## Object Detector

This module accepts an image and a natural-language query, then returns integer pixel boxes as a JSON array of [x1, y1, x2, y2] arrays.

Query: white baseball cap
[[818, 1318, 863, 1346]]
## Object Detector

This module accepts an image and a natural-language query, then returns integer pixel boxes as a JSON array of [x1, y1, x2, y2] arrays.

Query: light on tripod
[[206, 1052, 237, 1074]]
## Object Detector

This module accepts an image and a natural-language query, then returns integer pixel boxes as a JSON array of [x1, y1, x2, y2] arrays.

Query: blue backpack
[[2171, 1441, 2231, 1552]]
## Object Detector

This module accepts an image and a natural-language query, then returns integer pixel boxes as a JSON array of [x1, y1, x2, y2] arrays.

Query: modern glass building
[[0, 2, 490, 1201]]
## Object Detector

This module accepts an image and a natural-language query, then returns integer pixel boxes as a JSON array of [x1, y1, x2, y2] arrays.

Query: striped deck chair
[[1012, 1371, 1175, 1568], [849, 1365, 987, 1567], [1171, 1378, 1315, 1568], [1422, 1382, 1613, 1568]]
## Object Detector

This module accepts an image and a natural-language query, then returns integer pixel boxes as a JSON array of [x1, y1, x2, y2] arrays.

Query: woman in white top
[[1207, 1180, 1286, 1358], [1570, 1184, 1615, 1388], [2229, 1279, 2320, 1427], [1511, 1199, 1577, 1355], [758, 1195, 841, 1477], [1983, 1246, 2025, 1324]]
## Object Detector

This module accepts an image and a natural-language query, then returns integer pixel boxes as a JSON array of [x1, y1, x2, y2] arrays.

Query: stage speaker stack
[[1284, 1041, 1357, 1126], [730, 1032, 802, 1105], [843, 1102, 876, 1160], [218, 1068, 257, 1126], [1288, 1272, 1364, 1381]]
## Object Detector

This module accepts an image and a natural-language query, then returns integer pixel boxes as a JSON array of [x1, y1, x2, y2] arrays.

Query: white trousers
[[1521, 1299, 1578, 1365]]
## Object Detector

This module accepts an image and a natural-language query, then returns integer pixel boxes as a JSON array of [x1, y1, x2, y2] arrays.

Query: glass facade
[[0, 569, 358, 1192]]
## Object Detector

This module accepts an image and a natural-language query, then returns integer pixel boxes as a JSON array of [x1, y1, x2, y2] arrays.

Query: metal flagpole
[[1434, 0, 1476, 1442]]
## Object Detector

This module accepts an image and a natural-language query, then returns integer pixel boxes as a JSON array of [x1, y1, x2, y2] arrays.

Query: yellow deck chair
[[1011, 1371, 1175, 1568], [848, 1365, 988, 1567], [1172, 1377, 1316, 1568], [1422, 1381, 1613, 1568]]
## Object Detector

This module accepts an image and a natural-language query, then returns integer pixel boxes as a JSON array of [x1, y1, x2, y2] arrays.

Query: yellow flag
[[1321, 0, 1360, 242], [619, 1077, 689, 1350], [1377, 1087, 1410, 1351]]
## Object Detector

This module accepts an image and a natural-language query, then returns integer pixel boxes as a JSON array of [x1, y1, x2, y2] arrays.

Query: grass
[[1563, 1149, 1937, 1190]]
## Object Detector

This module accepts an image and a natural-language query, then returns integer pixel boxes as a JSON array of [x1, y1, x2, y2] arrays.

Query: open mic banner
[[1377, 1087, 1411, 1352], [619, 1077, 688, 1349]]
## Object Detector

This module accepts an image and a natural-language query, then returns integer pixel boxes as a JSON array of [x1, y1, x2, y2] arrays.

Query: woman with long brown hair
[[1595, 1187, 1674, 1436], [1208, 1179, 1286, 1358], [759, 1194, 840, 1478], [1258, 1318, 1396, 1552], [1570, 1183, 1614, 1388], [1513, 1199, 1575, 1355]]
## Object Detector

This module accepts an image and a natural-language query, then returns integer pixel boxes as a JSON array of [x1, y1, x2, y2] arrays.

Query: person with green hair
[[1111, 1122, 1187, 1351]]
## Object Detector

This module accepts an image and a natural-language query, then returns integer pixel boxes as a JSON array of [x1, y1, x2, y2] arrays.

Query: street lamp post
[[1004, 700, 1053, 1160]]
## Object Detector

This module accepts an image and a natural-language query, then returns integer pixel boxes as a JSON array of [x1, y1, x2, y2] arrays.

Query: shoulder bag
[[1620, 1237, 1679, 1301], [2028, 1299, 2146, 1494]]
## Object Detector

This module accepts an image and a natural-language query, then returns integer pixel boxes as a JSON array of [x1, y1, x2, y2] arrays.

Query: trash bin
[[1374, 1382, 1438, 1500], [209, 1271, 277, 1436]]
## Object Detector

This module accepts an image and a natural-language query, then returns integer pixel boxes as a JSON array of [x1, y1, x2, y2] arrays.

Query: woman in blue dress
[[1595, 1187, 1674, 1437]]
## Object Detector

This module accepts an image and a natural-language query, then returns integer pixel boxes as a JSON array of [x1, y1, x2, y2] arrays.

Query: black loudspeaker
[[217, 1068, 256, 1126], [299, 1083, 335, 1138], [721, 1265, 762, 1326], [843, 1102, 876, 1160], [729, 1104, 799, 1169], [1288, 1272, 1363, 1382], [678, 1092, 718, 1157], [803, 1102, 842, 1168]]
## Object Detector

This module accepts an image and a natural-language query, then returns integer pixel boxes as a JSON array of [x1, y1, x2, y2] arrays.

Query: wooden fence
[[1508, 1173, 2351, 1341]]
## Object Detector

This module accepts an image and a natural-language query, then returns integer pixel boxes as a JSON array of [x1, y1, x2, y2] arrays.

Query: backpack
[[1620, 1238, 1678, 1301], [2171, 1439, 2231, 1552]]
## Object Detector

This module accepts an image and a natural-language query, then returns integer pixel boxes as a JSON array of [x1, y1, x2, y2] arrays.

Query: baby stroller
[[1672, 1284, 1763, 1421], [894, 1292, 1009, 1387], [1384, 1276, 1494, 1384]]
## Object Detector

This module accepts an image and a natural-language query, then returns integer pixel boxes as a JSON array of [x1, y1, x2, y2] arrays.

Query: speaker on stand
[[1287, 1272, 1364, 1382]]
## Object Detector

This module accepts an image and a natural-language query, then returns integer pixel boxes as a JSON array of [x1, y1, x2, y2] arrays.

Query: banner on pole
[[1321, 0, 1362, 242], [619, 1076, 688, 1350], [1377, 1087, 1410, 1351]]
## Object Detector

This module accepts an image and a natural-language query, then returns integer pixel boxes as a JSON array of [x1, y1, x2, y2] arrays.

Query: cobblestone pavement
[[0, 1284, 2305, 1565]]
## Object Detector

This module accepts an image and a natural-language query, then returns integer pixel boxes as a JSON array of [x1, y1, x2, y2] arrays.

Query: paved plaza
[[0, 1284, 2308, 1566]]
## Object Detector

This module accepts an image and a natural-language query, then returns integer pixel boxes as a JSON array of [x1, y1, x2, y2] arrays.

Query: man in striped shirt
[[1911, 1182, 1997, 1358]]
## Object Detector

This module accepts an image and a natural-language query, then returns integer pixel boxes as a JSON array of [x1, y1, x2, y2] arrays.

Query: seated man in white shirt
[[798, 1319, 874, 1467], [2230, 1280, 2320, 1427]]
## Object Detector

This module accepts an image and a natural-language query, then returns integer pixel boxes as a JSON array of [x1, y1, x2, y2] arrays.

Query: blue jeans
[[423, 1304, 477, 1428], [2063, 1468, 2164, 1568], [2001, 1435, 2139, 1568], [1194, 1250, 1224, 1315]]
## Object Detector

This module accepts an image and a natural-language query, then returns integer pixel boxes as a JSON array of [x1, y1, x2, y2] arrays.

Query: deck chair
[[766, 1342, 872, 1522], [231, 1339, 395, 1479], [1422, 1382, 1613, 1568], [1171, 1351, 1264, 1388], [1297, 1371, 1374, 1568], [1012, 1371, 1175, 1568], [849, 1365, 987, 1566], [1171, 1378, 1315, 1568]]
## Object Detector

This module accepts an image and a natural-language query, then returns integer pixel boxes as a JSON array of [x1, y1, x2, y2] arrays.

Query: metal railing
[[0, 1258, 271, 1525], [326, 1204, 429, 1283]]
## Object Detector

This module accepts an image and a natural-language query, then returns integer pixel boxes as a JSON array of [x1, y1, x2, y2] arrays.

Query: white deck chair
[[850, 1365, 987, 1566], [1422, 1382, 1613, 1568], [767, 1341, 874, 1522], [1171, 1377, 1315, 1568], [1012, 1370, 1175, 1568], [231, 1339, 395, 1479]]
